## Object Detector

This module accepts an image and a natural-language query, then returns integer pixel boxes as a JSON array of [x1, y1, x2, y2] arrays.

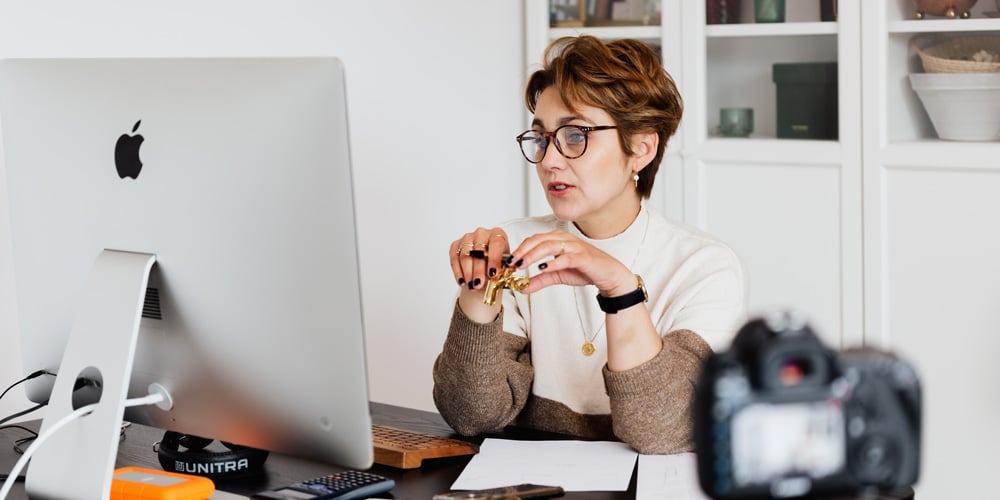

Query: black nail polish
[[539, 262, 548, 270], [503, 254, 514, 266], [489, 268, 497, 277], [473, 278, 481, 288], [458, 277, 465, 286], [514, 258, 524, 268], [468, 281, 475, 290]]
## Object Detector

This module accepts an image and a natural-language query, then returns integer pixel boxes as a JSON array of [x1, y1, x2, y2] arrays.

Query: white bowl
[[909, 72, 1000, 141]]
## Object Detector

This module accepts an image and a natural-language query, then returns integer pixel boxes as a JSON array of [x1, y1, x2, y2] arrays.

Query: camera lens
[[779, 358, 811, 386]]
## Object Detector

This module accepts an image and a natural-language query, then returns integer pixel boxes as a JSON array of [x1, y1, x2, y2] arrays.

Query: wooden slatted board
[[372, 424, 479, 469]]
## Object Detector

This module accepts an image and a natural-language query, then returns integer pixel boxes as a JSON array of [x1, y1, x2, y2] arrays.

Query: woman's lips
[[547, 182, 574, 197]]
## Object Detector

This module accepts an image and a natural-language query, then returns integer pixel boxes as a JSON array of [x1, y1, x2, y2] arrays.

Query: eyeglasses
[[515, 125, 618, 164]]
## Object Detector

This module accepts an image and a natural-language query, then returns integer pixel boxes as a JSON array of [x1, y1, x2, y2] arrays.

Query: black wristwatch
[[596, 275, 648, 314]]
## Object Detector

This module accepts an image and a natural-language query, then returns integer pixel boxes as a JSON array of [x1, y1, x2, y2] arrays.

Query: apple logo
[[115, 120, 144, 179]]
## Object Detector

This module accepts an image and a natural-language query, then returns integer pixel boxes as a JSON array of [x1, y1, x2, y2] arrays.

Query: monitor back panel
[[0, 58, 373, 468]]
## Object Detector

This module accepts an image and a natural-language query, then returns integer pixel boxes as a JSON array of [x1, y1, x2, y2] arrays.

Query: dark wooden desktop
[[0, 402, 634, 499], [0, 402, 914, 499]]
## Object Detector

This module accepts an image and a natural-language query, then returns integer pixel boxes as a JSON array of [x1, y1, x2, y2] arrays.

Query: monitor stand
[[25, 250, 157, 499]]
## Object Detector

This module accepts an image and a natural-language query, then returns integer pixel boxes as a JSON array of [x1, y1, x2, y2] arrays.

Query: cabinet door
[[680, 0, 863, 346], [861, 2, 1000, 497]]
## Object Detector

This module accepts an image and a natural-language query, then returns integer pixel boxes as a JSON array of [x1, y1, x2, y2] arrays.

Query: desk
[[0, 403, 632, 499], [0, 403, 914, 499]]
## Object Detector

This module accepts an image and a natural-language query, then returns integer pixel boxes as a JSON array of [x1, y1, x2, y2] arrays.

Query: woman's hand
[[509, 230, 635, 297], [449, 227, 510, 323], [512, 229, 661, 371]]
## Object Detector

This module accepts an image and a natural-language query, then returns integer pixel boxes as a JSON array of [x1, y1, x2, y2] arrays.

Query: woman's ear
[[630, 131, 658, 173]]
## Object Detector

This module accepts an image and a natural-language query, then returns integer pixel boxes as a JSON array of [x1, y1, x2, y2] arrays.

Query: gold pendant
[[582, 341, 595, 356]]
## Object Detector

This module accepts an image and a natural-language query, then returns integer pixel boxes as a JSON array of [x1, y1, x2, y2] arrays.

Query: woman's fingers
[[510, 230, 628, 293], [510, 230, 571, 269], [485, 231, 509, 282], [450, 228, 510, 292]]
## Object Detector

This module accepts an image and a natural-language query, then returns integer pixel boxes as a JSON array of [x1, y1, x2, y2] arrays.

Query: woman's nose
[[539, 140, 565, 170]]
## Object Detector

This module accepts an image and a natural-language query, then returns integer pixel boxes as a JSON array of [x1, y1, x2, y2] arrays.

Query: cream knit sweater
[[433, 207, 746, 453]]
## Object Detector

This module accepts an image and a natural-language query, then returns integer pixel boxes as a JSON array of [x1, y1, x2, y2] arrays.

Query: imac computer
[[0, 57, 373, 498]]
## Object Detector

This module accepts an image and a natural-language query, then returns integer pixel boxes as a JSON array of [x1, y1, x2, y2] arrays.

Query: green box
[[772, 63, 838, 139]]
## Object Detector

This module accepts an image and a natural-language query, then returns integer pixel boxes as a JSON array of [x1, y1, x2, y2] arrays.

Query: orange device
[[110, 467, 215, 500]]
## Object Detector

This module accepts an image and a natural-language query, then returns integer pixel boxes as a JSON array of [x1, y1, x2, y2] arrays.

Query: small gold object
[[582, 342, 596, 356], [483, 267, 529, 306]]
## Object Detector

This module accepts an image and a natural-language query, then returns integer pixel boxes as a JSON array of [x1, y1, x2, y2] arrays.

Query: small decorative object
[[909, 72, 1000, 141], [821, 0, 838, 21], [773, 63, 839, 140], [912, 0, 978, 19], [719, 108, 754, 137], [607, 0, 661, 25], [550, 0, 585, 27], [754, 0, 785, 22], [483, 266, 529, 306], [707, 0, 742, 24], [912, 35, 1000, 73]]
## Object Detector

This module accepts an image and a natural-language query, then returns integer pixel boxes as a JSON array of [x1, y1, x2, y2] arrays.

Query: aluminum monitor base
[[25, 250, 156, 499]]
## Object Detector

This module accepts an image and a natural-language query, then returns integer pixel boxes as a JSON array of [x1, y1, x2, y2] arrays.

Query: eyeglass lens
[[520, 125, 591, 163]]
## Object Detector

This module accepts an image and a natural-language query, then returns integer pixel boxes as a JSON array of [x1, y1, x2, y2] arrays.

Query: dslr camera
[[694, 312, 921, 499]]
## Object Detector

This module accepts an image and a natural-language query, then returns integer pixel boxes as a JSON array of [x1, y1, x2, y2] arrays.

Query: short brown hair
[[525, 36, 683, 199]]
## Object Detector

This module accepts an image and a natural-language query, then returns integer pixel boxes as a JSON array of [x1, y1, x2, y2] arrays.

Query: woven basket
[[912, 36, 1000, 73]]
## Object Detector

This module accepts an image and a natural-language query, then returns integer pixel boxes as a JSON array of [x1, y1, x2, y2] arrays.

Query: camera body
[[694, 313, 921, 499]]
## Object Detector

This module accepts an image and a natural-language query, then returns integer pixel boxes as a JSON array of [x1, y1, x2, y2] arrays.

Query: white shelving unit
[[685, 0, 863, 350], [529, 1, 1000, 495], [861, 2, 1000, 498], [526, 1, 862, 348]]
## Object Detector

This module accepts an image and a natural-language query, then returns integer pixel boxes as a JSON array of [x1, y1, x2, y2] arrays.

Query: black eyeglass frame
[[515, 125, 618, 164]]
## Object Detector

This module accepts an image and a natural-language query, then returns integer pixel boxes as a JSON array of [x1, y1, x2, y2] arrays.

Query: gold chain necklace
[[572, 209, 650, 356]]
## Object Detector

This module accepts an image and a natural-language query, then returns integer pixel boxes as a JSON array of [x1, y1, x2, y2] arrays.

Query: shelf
[[706, 22, 838, 38], [883, 141, 1000, 169], [549, 25, 661, 40], [694, 138, 841, 165], [888, 18, 1000, 33]]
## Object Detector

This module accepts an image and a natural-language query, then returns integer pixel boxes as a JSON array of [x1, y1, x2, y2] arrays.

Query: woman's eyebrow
[[531, 115, 589, 129]]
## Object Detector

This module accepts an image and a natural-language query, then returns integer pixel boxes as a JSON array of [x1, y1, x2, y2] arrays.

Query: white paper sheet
[[636, 453, 711, 500], [450, 438, 638, 492]]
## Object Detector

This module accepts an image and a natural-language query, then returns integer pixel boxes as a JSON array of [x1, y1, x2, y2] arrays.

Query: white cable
[[0, 391, 167, 499], [124, 391, 166, 409]]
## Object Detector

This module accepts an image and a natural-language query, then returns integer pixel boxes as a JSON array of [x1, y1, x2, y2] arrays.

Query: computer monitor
[[0, 57, 373, 497]]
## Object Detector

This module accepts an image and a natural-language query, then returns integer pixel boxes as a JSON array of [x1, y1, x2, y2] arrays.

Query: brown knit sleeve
[[432, 300, 534, 436], [603, 329, 712, 454]]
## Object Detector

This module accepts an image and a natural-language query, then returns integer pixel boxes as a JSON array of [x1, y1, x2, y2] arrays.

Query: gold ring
[[474, 243, 487, 249], [461, 242, 474, 248], [491, 233, 505, 239], [559, 241, 566, 255]]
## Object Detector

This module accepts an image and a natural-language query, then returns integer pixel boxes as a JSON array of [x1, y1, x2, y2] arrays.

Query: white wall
[[0, 1, 527, 417]]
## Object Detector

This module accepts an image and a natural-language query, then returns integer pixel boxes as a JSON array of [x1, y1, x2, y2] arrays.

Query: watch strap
[[596, 275, 647, 314]]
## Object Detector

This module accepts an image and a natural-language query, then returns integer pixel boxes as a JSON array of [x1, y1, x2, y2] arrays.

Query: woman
[[433, 36, 745, 454]]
